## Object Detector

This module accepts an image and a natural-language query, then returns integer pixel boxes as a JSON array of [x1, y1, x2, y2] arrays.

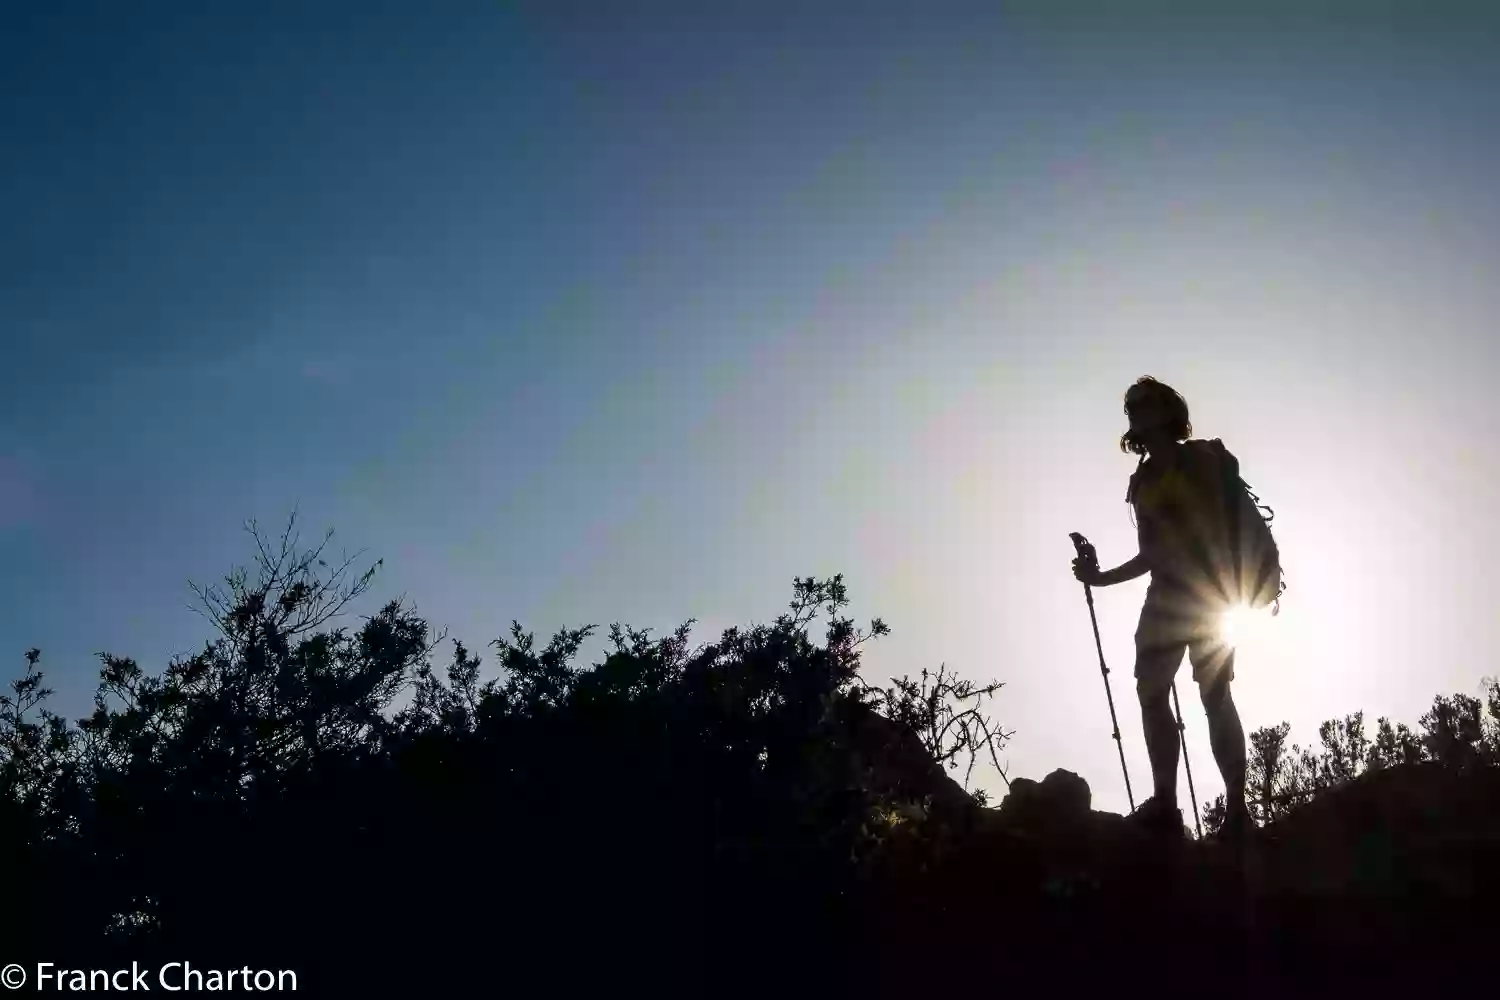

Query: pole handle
[[1068, 531, 1099, 568]]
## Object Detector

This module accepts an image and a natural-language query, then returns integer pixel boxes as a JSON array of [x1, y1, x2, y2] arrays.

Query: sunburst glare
[[1219, 603, 1268, 649]]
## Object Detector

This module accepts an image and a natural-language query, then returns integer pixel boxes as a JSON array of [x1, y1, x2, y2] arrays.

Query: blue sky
[[5, 1, 1500, 813]]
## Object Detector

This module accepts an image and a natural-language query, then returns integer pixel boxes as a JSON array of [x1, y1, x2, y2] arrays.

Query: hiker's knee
[[1136, 674, 1171, 708], [1189, 639, 1235, 711], [1133, 639, 1180, 708], [1198, 671, 1232, 713]]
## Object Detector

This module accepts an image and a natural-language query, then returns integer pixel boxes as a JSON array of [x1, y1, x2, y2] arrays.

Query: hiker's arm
[[1095, 552, 1150, 586], [1093, 509, 1158, 586]]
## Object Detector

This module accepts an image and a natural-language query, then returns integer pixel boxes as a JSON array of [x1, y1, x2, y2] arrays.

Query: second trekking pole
[[1068, 532, 1135, 812], [1171, 681, 1204, 838]]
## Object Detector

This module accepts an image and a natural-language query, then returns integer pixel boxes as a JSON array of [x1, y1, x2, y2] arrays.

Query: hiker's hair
[[1118, 376, 1191, 456]]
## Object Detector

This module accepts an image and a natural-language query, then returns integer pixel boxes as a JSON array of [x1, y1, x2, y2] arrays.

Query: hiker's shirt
[[1129, 440, 1234, 613]]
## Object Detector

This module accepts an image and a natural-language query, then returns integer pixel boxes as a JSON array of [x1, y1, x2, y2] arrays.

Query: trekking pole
[[1067, 532, 1135, 812], [1171, 681, 1204, 838]]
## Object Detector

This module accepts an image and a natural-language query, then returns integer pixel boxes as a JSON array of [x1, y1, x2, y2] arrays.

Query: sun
[[1218, 603, 1268, 648]]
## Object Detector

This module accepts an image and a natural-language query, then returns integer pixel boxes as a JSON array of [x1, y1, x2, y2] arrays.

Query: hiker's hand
[[1072, 557, 1104, 587]]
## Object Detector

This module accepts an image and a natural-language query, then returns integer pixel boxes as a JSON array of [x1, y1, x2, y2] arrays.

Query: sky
[[4, 1, 1500, 816]]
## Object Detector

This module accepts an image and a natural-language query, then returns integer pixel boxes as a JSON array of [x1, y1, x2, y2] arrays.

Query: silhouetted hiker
[[1071, 376, 1253, 839]]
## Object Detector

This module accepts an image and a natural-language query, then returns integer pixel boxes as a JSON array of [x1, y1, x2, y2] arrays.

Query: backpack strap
[[1125, 453, 1145, 504], [1125, 453, 1146, 528]]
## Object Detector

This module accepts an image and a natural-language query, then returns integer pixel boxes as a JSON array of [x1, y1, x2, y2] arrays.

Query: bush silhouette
[[0, 515, 1008, 990], [4, 514, 1498, 992]]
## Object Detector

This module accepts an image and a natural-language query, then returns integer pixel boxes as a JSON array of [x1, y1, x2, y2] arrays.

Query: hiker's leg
[[1191, 639, 1246, 811], [1134, 637, 1185, 804], [1136, 671, 1179, 802]]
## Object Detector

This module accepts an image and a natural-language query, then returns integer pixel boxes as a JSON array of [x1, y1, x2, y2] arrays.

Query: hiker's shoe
[[1129, 795, 1184, 837], [1215, 802, 1255, 844]]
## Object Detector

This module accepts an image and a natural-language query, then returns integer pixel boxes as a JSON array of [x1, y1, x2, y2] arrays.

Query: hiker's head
[[1119, 376, 1191, 455]]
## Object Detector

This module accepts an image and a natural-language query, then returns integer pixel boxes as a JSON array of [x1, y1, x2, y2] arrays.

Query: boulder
[[994, 768, 1091, 833]]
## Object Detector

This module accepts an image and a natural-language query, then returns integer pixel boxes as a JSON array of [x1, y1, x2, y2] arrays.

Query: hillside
[[858, 761, 1500, 995], [2, 524, 1497, 994]]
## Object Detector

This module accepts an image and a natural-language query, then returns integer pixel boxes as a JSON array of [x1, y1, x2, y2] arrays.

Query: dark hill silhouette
[[2, 516, 1496, 994], [862, 760, 1500, 995]]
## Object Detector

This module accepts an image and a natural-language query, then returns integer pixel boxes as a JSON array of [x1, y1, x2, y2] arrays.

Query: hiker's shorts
[[1134, 580, 1235, 692]]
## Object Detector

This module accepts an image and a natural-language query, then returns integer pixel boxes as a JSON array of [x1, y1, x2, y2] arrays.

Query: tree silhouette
[[1204, 680, 1500, 838], [1, 518, 1019, 988], [5, 515, 1500, 991], [862, 662, 1012, 804]]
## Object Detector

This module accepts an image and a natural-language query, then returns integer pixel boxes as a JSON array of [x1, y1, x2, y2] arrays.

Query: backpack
[[1208, 439, 1285, 615]]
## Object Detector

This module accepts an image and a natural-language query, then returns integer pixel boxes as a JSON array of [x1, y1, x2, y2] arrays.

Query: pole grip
[[1068, 531, 1098, 567]]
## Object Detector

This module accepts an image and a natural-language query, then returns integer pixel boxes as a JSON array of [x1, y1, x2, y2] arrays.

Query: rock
[[1039, 768, 1091, 817], [994, 768, 1092, 833], [1002, 775, 1041, 804]]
